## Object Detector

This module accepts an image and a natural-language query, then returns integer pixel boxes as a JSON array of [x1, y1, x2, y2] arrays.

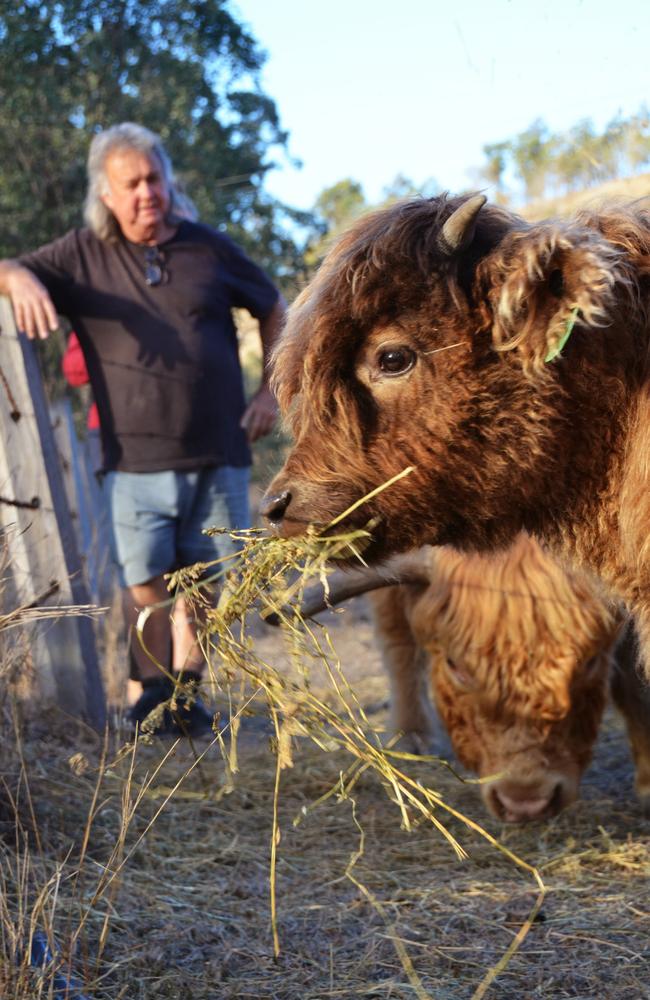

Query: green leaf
[[545, 306, 580, 364]]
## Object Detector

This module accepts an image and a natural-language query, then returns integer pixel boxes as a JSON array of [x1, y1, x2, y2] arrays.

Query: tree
[[478, 107, 650, 207], [619, 106, 650, 174], [510, 119, 554, 202], [480, 141, 511, 204], [553, 118, 619, 191], [381, 173, 437, 203], [0, 0, 308, 292], [304, 178, 368, 268], [303, 174, 441, 273], [554, 120, 599, 191], [313, 178, 367, 232]]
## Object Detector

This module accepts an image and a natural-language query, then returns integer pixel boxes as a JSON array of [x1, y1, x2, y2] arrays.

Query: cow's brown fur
[[369, 535, 619, 821], [610, 619, 650, 802], [265, 194, 650, 674]]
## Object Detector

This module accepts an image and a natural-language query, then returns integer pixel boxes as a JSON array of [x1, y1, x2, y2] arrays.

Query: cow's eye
[[377, 346, 416, 376]]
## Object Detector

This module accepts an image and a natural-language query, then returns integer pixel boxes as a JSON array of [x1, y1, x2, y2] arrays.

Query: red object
[[86, 403, 100, 432], [62, 332, 100, 431]]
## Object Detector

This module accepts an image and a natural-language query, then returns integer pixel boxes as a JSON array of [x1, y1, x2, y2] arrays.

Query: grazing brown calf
[[370, 538, 620, 823], [261, 194, 650, 677], [297, 536, 650, 820]]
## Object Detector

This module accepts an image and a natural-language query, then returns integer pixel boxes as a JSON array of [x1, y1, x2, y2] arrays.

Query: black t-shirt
[[20, 221, 279, 472]]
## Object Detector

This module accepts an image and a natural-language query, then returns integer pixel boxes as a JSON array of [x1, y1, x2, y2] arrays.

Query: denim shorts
[[103, 466, 250, 587]]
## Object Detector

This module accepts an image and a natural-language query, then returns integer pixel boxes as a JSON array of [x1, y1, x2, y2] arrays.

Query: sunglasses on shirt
[[144, 246, 167, 286]]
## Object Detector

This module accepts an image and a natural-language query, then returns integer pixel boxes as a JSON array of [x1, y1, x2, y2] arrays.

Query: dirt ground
[[2, 593, 650, 1000], [128, 600, 650, 998]]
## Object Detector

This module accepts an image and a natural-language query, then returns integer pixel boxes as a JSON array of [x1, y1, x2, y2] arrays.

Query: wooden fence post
[[0, 296, 106, 729], [49, 397, 115, 606]]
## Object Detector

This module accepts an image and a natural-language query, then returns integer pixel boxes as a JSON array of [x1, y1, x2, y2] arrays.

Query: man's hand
[[240, 384, 278, 443], [3, 265, 59, 339]]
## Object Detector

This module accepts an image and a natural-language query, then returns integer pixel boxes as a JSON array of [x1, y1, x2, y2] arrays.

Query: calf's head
[[294, 536, 619, 822], [412, 537, 617, 822], [262, 193, 627, 560]]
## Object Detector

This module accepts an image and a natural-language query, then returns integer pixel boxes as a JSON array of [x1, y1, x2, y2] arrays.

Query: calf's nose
[[491, 782, 563, 823], [260, 489, 292, 525]]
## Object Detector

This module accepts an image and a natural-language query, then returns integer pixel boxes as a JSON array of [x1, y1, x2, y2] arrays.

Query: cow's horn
[[439, 194, 487, 255]]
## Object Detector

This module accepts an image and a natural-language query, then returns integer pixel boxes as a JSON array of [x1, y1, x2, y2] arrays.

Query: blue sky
[[232, 0, 649, 210]]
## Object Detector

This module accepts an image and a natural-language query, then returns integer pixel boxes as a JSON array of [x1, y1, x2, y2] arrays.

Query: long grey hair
[[84, 122, 197, 240]]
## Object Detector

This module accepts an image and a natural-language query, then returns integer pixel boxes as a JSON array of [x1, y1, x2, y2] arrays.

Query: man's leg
[[126, 576, 208, 678], [126, 575, 173, 681], [166, 586, 215, 736], [170, 590, 207, 675], [124, 576, 214, 735], [103, 471, 180, 729], [176, 464, 251, 677]]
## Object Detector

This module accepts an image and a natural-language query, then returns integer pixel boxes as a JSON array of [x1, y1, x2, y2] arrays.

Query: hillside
[[523, 171, 650, 220]]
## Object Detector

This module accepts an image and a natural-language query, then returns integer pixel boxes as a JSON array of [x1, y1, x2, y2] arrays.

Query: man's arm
[[0, 259, 59, 339], [240, 294, 288, 443]]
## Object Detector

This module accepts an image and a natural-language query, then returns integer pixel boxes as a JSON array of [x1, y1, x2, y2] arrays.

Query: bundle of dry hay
[[0, 492, 649, 998]]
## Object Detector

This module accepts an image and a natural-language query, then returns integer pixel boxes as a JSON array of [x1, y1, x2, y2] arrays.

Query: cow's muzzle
[[260, 489, 292, 525], [259, 487, 313, 537]]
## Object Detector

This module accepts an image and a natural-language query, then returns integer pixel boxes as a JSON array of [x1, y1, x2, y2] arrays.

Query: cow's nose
[[491, 782, 562, 823], [260, 489, 292, 524]]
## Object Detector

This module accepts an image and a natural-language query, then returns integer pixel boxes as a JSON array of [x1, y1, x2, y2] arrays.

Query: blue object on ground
[[29, 930, 91, 999]]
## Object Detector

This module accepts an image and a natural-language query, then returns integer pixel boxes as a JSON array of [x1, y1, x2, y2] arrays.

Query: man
[[0, 122, 287, 735]]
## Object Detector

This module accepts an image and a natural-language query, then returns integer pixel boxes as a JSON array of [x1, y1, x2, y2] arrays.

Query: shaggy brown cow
[[297, 535, 630, 822], [260, 193, 650, 723]]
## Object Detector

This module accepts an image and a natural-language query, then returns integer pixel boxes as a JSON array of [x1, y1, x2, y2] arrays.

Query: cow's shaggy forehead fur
[[415, 534, 615, 724]]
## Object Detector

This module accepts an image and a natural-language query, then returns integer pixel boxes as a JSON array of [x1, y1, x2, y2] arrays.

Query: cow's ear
[[490, 224, 620, 371]]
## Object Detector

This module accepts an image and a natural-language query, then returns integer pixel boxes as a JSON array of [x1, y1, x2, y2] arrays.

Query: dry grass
[[0, 699, 648, 999], [0, 518, 649, 998]]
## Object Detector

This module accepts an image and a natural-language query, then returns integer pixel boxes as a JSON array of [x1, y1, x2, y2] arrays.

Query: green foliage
[[479, 106, 650, 206], [481, 140, 512, 204], [314, 178, 367, 231], [380, 172, 438, 205], [304, 173, 438, 272], [303, 178, 368, 270], [510, 119, 554, 202], [0, 0, 311, 293]]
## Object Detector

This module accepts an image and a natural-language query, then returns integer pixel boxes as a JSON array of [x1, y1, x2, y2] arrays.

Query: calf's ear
[[490, 224, 620, 371]]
